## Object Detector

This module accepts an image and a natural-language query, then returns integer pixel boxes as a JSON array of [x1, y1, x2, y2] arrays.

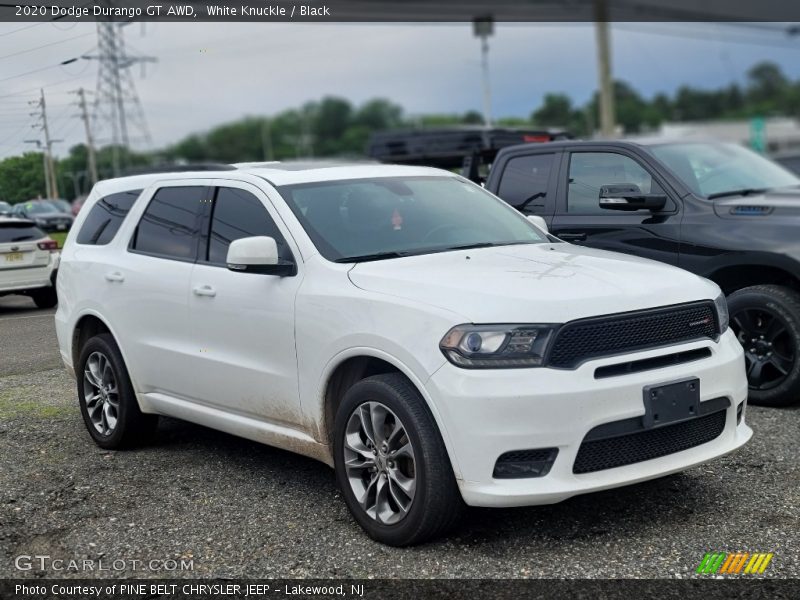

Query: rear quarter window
[[76, 190, 142, 245], [0, 222, 45, 243]]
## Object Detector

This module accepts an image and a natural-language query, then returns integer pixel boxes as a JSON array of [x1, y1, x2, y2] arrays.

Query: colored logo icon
[[696, 552, 774, 574]]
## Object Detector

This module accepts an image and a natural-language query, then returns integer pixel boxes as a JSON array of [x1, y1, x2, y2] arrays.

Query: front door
[[549, 150, 683, 266], [186, 181, 305, 427]]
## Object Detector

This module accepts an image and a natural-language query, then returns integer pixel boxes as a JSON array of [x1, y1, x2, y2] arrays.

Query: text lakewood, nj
[[206, 4, 331, 17]]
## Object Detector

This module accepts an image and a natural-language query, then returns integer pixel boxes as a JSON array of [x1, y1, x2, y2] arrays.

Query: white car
[[55, 164, 751, 545], [0, 218, 59, 307]]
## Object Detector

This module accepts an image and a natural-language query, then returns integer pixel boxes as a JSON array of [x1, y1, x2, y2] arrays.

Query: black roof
[[368, 127, 571, 169]]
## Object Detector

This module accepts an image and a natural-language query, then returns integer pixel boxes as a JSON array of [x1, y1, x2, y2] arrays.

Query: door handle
[[193, 285, 216, 298], [104, 271, 124, 283], [559, 232, 587, 242]]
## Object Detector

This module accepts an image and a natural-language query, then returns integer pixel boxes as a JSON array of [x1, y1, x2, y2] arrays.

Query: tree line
[[0, 60, 796, 204]]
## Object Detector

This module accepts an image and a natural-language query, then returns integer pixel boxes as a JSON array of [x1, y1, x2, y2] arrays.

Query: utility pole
[[31, 90, 61, 198], [594, 0, 616, 137], [24, 139, 51, 198], [73, 87, 99, 186], [473, 17, 494, 127]]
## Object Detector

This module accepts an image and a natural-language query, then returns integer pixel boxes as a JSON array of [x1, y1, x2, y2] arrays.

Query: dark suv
[[484, 139, 800, 407]]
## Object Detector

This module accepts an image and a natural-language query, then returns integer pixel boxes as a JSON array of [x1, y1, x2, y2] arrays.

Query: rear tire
[[76, 333, 158, 448], [31, 287, 57, 308], [333, 373, 463, 546], [728, 284, 800, 407]]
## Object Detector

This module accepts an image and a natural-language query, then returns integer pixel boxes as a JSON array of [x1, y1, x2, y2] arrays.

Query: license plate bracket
[[642, 377, 700, 429]]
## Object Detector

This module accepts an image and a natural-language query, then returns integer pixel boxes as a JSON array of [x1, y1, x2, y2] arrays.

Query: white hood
[[347, 243, 719, 323]]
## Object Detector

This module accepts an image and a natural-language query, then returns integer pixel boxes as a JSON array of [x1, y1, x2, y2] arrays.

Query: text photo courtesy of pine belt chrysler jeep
[[485, 139, 800, 407], [55, 164, 750, 545]]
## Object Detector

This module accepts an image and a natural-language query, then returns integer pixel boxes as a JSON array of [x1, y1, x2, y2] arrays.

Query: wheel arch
[[317, 348, 462, 480], [704, 258, 800, 296]]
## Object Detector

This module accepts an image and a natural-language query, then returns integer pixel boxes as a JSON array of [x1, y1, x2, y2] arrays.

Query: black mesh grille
[[573, 410, 726, 474], [548, 302, 717, 368]]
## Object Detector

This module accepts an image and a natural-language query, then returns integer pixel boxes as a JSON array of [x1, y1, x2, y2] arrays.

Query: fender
[[69, 309, 149, 408], [314, 346, 464, 481]]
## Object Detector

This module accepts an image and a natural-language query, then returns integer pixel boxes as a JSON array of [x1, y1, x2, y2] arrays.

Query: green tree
[[0, 153, 48, 203]]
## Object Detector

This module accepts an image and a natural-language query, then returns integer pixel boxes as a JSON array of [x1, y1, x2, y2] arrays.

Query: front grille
[[573, 410, 726, 474], [548, 302, 717, 368]]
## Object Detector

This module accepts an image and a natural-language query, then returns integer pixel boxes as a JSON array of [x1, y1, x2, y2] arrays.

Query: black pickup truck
[[371, 131, 800, 407], [482, 138, 800, 407]]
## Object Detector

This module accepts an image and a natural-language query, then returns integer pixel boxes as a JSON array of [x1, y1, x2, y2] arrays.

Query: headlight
[[713, 292, 729, 334], [440, 324, 557, 368]]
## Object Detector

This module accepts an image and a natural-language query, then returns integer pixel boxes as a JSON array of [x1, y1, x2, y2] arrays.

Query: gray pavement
[[0, 297, 798, 579]]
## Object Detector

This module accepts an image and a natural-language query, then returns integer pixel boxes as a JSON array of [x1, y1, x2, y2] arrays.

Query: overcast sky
[[0, 21, 799, 159]]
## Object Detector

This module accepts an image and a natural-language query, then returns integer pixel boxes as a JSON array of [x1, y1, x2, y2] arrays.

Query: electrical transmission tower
[[84, 22, 156, 176]]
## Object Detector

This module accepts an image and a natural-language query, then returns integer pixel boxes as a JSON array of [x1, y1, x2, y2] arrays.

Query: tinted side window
[[0, 222, 45, 243], [206, 187, 289, 265], [76, 190, 142, 245], [567, 152, 663, 214], [131, 187, 205, 260], [497, 153, 555, 212]]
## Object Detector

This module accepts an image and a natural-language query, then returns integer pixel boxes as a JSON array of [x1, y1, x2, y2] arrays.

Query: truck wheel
[[333, 373, 463, 546], [728, 285, 800, 407], [30, 287, 57, 308], [77, 333, 158, 448]]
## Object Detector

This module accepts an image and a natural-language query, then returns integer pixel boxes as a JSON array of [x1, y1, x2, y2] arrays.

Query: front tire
[[77, 333, 158, 448], [333, 373, 463, 546], [728, 284, 800, 407]]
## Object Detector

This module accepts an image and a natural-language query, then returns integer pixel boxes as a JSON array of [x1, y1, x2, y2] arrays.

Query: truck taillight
[[38, 239, 58, 251]]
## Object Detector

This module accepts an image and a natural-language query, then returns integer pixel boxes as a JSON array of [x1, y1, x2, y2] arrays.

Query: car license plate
[[4, 252, 23, 263], [642, 378, 700, 429], [57, 224, 66, 230]]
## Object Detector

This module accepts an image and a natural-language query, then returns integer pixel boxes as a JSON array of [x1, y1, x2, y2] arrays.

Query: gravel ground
[[1, 365, 798, 580]]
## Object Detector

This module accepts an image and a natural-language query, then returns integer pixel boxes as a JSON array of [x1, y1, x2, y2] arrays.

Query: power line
[[0, 58, 81, 85], [0, 31, 94, 62], [0, 22, 46, 38]]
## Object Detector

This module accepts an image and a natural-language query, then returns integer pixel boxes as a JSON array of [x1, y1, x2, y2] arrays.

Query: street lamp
[[473, 16, 494, 128]]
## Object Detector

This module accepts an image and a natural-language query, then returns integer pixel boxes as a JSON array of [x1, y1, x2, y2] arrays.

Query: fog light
[[493, 448, 558, 479]]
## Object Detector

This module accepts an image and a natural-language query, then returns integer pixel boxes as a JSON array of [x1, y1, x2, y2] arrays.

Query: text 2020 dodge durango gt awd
[[55, 164, 751, 545]]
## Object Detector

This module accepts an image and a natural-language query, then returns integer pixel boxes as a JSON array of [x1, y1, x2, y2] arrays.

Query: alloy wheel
[[343, 401, 416, 525], [82, 351, 120, 436], [731, 307, 796, 391]]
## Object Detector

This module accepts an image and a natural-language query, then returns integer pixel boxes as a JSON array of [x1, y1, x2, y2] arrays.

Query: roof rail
[[119, 163, 237, 176]]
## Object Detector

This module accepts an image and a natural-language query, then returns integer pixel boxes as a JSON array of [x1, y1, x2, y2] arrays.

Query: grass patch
[[0, 388, 74, 419], [49, 232, 67, 248]]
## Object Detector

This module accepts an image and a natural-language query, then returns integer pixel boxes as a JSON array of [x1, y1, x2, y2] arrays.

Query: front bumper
[[426, 329, 751, 507]]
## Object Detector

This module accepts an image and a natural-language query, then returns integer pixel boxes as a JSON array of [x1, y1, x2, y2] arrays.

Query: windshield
[[650, 142, 800, 198], [23, 202, 56, 214], [279, 176, 548, 262]]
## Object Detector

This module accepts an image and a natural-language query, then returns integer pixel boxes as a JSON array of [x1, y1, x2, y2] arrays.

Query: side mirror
[[526, 215, 549, 234], [599, 184, 667, 211], [226, 236, 296, 276]]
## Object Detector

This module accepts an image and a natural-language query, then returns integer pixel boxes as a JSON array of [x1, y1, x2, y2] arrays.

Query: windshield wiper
[[334, 251, 409, 263], [707, 188, 768, 200], [441, 242, 498, 251]]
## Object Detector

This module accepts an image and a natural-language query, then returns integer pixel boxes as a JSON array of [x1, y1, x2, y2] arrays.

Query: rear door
[[107, 182, 210, 397], [488, 149, 561, 223], [549, 147, 683, 266]]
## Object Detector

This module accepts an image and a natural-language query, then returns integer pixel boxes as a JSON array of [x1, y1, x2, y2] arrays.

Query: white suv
[[0, 218, 60, 307], [55, 164, 751, 545]]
